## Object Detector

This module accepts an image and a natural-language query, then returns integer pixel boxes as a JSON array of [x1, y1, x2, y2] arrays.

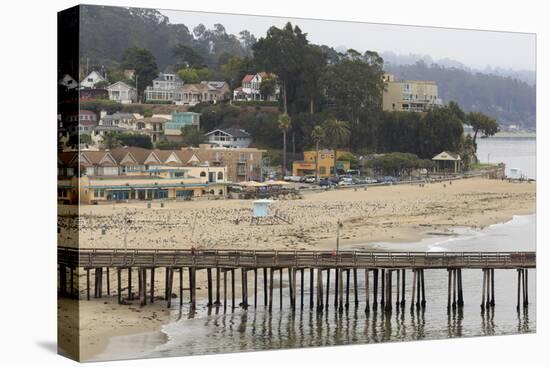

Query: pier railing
[[58, 247, 535, 269]]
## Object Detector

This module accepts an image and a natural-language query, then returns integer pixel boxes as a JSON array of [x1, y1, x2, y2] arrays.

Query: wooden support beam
[[365, 269, 370, 313], [338, 268, 344, 312], [516, 269, 521, 311], [523, 269, 529, 307], [127, 267, 132, 300], [269, 268, 274, 311], [457, 269, 464, 307], [373, 269, 378, 311], [254, 268, 258, 308], [447, 269, 452, 311], [106, 267, 111, 296], [231, 269, 236, 310], [401, 269, 406, 307], [207, 268, 213, 307], [190, 267, 196, 310], [481, 269, 487, 310], [416, 269, 421, 309], [334, 268, 339, 308], [380, 269, 385, 307], [150, 267, 155, 304], [345, 269, 350, 309], [140, 268, 147, 307], [215, 268, 221, 305], [279, 268, 283, 309], [179, 267, 183, 307], [410, 269, 417, 311], [292, 268, 297, 311], [490, 268, 495, 307], [242, 268, 248, 309], [137, 268, 142, 302], [353, 268, 359, 307], [485, 268, 491, 308], [396, 269, 400, 309], [288, 268, 294, 309], [167, 267, 173, 309], [325, 268, 331, 311], [224, 269, 228, 312], [309, 268, 314, 309], [264, 268, 268, 307], [117, 267, 122, 304], [300, 268, 305, 310], [420, 269, 426, 308], [317, 268, 324, 312], [86, 268, 90, 301]]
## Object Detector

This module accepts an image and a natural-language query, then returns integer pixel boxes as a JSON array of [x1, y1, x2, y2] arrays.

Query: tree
[[253, 22, 309, 114], [278, 114, 292, 176], [80, 134, 92, 145], [101, 133, 121, 149], [324, 50, 385, 150], [121, 47, 158, 100], [177, 68, 200, 83], [466, 111, 499, 148], [94, 80, 110, 89], [173, 44, 206, 69], [301, 45, 327, 114], [323, 119, 350, 176], [260, 78, 277, 100], [311, 125, 324, 180], [181, 126, 205, 146]]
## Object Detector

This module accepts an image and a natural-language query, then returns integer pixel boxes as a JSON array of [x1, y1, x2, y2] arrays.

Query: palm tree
[[278, 113, 291, 177], [323, 119, 350, 177], [311, 125, 325, 181]]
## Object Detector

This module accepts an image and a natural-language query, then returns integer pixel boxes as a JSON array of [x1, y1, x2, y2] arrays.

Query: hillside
[[79, 5, 536, 128], [385, 61, 536, 128]]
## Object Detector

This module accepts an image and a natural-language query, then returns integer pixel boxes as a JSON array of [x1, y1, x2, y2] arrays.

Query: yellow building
[[292, 149, 351, 177], [382, 73, 442, 112]]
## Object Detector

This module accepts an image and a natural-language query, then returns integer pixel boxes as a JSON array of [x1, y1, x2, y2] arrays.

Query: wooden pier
[[58, 248, 535, 313]]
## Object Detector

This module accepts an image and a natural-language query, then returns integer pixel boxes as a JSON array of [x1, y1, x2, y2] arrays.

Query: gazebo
[[432, 151, 461, 173]]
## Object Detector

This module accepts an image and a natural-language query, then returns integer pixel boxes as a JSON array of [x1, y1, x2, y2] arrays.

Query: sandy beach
[[62, 177, 536, 251], [58, 177, 536, 361]]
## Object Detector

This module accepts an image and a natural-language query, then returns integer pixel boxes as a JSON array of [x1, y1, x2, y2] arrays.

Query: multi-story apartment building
[[164, 112, 201, 141], [195, 144, 265, 182], [382, 73, 442, 112]]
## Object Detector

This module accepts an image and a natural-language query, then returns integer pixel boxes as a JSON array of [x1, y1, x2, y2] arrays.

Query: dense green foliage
[[365, 152, 434, 177]]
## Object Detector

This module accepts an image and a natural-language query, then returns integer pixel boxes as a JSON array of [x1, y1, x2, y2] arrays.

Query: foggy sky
[[161, 9, 535, 71]]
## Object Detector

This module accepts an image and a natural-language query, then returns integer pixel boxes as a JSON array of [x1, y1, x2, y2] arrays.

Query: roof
[[137, 117, 168, 123], [258, 72, 277, 79], [107, 81, 135, 90], [201, 81, 228, 89], [103, 112, 135, 120], [432, 151, 461, 161], [205, 128, 250, 138], [242, 74, 254, 83]]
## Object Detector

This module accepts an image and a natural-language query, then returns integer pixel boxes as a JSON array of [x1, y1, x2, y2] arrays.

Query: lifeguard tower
[[251, 199, 292, 225]]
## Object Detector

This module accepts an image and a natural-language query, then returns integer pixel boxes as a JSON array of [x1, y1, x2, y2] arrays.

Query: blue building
[[164, 112, 201, 140]]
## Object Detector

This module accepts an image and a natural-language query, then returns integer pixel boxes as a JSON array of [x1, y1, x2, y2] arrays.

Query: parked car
[[319, 178, 335, 187], [284, 175, 302, 182], [382, 176, 398, 183], [303, 175, 316, 183], [364, 177, 378, 184], [338, 177, 354, 186]]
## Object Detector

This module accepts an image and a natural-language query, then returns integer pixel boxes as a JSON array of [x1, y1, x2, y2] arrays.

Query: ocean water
[[476, 136, 536, 179], [98, 137, 536, 360]]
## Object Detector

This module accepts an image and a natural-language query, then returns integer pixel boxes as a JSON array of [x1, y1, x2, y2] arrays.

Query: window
[[94, 189, 105, 198], [319, 167, 326, 175], [200, 171, 206, 177], [217, 172, 223, 180]]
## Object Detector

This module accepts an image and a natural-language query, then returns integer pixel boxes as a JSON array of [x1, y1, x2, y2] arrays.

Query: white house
[[233, 72, 280, 101], [80, 70, 107, 89], [144, 73, 184, 103], [205, 128, 252, 148], [107, 81, 137, 104]]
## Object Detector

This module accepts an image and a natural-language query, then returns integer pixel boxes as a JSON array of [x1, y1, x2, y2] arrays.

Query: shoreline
[[85, 210, 536, 361], [62, 177, 536, 361], [90, 213, 536, 361]]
